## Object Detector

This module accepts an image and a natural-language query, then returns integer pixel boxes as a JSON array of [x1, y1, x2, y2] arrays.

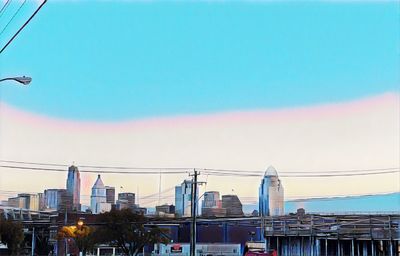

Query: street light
[[0, 76, 32, 85], [77, 219, 84, 230]]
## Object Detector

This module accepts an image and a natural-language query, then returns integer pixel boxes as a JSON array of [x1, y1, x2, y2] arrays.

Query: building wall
[[91, 187, 107, 214], [118, 193, 135, 207], [44, 189, 72, 211], [174, 186, 183, 216], [222, 195, 243, 217], [17, 193, 39, 211], [202, 191, 225, 217], [38, 193, 46, 211], [8, 197, 26, 208], [268, 184, 284, 216]]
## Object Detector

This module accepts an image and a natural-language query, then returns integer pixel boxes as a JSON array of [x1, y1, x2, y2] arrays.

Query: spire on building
[[264, 165, 278, 177], [93, 174, 105, 189]]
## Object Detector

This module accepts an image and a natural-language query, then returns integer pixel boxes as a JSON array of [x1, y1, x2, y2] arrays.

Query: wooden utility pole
[[190, 169, 198, 256]]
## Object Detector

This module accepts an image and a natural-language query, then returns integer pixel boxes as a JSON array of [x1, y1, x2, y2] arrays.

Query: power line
[[0, 159, 69, 167], [0, 0, 12, 17], [201, 167, 399, 174], [0, 162, 398, 177], [0, 165, 189, 175], [0, 160, 191, 171], [1, 159, 398, 176], [0, 0, 47, 54], [201, 169, 399, 178], [0, 0, 26, 37]]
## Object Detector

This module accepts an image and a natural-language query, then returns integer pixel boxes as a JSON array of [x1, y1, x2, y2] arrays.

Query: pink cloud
[[1, 92, 398, 132]]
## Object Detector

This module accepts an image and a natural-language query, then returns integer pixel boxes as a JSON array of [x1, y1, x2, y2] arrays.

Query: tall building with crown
[[90, 175, 111, 214], [66, 165, 81, 211], [259, 166, 284, 216]]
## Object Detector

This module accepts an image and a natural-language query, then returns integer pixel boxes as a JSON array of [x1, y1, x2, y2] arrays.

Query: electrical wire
[[201, 169, 399, 178], [201, 167, 399, 174], [1, 160, 398, 176], [0, 159, 191, 171], [0, 0, 12, 18], [0, 0, 26, 37], [0, 165, 189, 175]]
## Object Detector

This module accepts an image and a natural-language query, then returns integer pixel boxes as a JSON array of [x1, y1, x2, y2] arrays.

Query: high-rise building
[[90, 175, 111, 214], [174, 179, 198, 217], [222, 195, 244, 217], [44, 189, 72, 211], [66, 165, 81, 211], [105, 186, 115, 204], [117, 193, 135, 207], [259, 166, 284, 216], [115, 193, 146, 214], [8, 196, 26, 209], [201, 191, 226, 217], [17, 193, 39, 211]]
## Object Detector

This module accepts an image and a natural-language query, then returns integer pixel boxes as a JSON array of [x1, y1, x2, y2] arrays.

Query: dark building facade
[[105, 186, 115, 204], [118, 193, 135, 206], [222, 195, 244, 217]]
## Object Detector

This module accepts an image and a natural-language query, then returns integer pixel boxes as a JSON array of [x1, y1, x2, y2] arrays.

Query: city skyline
[[0, 92, 398, 208], [0, 1, 399, 255], [0, 0, 399, 211]]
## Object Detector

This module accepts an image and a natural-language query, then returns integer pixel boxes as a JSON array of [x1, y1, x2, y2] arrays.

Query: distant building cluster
[[171, 165, 284, 218], [1, 165, 284, 217], [0, 165, 147, 214], [200, 192, 244, 217]]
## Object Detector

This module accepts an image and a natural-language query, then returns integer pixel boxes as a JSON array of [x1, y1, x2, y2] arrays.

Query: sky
[[0, 0, 399, 209]]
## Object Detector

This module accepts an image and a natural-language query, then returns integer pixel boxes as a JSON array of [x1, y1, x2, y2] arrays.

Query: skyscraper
[[117, 192, 135, 207], [90, 175, 111, 214], [105, 186, 115, 204], [201, 191, 226, 217], [66, 165, 81, 211], [174, 179, 198, 217], [259, 166, 284, 216]]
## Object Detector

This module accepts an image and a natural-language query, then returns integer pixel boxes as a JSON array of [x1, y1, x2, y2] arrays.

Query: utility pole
[[65, 209, 68, 255], [190, 169, 198, 256], [189, 169, 206, 256]]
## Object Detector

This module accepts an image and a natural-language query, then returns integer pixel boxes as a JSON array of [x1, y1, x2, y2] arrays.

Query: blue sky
[[0, 1, 398, 121]]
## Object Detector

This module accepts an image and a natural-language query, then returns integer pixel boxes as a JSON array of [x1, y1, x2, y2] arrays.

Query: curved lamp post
[[0, 76, 32, 85]]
